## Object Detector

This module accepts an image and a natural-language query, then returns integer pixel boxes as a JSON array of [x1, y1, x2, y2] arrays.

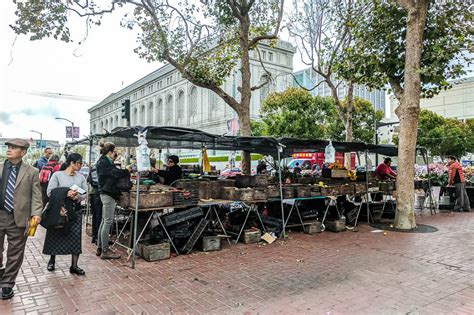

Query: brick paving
[[0, 212, 473, 314]]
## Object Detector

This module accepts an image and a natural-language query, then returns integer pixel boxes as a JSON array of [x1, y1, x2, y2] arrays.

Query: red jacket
[[447, 161, 464, 185]]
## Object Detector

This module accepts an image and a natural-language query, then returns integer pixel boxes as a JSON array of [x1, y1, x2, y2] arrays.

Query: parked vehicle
[[287, 152, 345, 171]]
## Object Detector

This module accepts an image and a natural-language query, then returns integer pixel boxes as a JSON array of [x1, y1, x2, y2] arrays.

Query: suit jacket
[[0, 161, 43, 228]]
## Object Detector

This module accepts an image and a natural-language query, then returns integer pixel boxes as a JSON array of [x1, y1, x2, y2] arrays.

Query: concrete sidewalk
[[1, 212, 473, 314]]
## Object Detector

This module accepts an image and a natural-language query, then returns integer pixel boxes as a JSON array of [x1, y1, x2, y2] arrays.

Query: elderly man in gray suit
[[0, 139, 42, 299]]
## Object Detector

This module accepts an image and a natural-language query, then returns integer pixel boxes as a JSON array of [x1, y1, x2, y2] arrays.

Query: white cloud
[[0, 1, 161, 142]]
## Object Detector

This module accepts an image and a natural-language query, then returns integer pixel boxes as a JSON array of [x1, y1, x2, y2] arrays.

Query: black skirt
[[43, 215, 82, 255]]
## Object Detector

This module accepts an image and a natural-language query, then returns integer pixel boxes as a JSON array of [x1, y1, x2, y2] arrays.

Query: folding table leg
[[294, 202, 306, 233], [128, 212, 154, 260], [212, 206, 232, 246], [253, 204, 267, 233], [284, 202, 296, 227], [235, 206, 252, 244], [112, 213, 132, 250], [157, 215, 180, 255]]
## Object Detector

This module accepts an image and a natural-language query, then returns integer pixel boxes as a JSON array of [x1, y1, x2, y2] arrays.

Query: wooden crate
[[310, 186, 322, 196], [241, 229, 261, 243], [354, 183, 367, 195], [295, 185, 312, 198], [324, 219, 346, 232], [331, 169, 348, 179], [129, 191, 173, 209], [199, 236, 222, 252], [379, 181, 396, 192], [266, 186, 281, 199], [340, 184, 354, 195], [174, 180, 210, 200], [208, 179, 235, 199], [137, 241, 170, 261], [282, 186, 295, 199], [306, 221, 322, 234], [235, 175, 268, 188], [173, 189, 199, 207], [320, 186, 341, 196], [242, 188, 267, 201]]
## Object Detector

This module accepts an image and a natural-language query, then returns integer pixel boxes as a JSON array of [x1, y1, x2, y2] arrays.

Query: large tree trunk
[[239, 15, 252, 175], [393, 1, 429, 229], [345, 82, 354, 142]]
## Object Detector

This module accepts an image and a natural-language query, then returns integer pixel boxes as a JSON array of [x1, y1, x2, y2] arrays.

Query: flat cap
[[5, 138, 30, 149]]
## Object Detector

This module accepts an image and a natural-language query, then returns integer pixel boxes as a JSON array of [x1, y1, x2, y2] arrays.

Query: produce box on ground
[[324, 219, 346, 232], [137, 241, 170, 261], [198, 236, 222, 252], [241, 228, 261, 244]]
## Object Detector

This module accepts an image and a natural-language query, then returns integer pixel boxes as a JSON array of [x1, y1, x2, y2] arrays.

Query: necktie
[[4, 165, 17, 213]]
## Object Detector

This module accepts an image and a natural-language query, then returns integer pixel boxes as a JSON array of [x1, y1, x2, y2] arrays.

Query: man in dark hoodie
[[151, 155, 183, 186]]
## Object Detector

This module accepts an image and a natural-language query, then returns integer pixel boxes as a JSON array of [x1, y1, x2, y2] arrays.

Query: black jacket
[[40, 187, 77, 229], [96, 155, 126, 199], [157, 165, 183, 186]]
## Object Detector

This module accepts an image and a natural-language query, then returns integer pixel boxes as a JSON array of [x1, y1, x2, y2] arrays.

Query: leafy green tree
[[337, 0, 473, 229], [288, 0, 360, 141], [258, 87, 382, 142], [260, 88, 334, 139], [10, 0, 284, 175], [250, 120, 269, 137], [417, 110, 473, 159]]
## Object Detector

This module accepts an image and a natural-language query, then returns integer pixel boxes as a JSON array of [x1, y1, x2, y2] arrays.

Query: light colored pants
[[454, 182, 470, 211], [98, 194, 116, 251]]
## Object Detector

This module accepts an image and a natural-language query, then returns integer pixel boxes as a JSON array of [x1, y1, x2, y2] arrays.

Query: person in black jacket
[[96, 142, 123, 259], [151, 155, 183, 186]]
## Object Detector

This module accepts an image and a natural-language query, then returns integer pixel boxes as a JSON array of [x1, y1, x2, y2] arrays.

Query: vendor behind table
[[150, 155, 183, 186]]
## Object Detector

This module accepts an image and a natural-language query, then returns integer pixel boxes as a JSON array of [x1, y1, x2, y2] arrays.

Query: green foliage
[[337, 0, 473, 98], [417, 109, 473, 158], [260, 88, 333, 139], [250, 120, 269, 137], [259, 87, 382, 143]]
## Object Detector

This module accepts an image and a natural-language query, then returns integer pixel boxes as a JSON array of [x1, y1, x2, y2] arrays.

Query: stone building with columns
[[88, 41, 296, 138]]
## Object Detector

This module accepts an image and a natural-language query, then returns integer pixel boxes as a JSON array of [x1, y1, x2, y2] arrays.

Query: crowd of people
[[0, 139, 183, 299]]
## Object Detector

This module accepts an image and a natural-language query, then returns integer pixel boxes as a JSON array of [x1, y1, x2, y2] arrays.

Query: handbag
[[54, 206, 69, 229]]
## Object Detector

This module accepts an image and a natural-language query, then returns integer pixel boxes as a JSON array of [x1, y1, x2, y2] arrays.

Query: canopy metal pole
[[132, 171, 140, 269], [365, 150, 370, 223], [85, 136, 93, 223], [277, 145, 285, 238]]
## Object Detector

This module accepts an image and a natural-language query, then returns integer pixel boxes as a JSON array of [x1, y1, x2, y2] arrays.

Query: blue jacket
[[34, 156, 48, 169]]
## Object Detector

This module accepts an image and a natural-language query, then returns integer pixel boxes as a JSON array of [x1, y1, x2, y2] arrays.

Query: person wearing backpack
[[87, 167, 102, 244], [39, 154, 61, 207], [33, 147, 52, 170]]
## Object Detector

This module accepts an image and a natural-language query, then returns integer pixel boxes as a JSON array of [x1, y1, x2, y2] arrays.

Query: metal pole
[[132, 171, 140, 269], [71, 121, 75, 143], [365, 150, 370, 224], [277, 145, 285, 238]]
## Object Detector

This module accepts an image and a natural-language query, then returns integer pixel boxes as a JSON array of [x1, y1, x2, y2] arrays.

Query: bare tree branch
[[249, 0, 284, 47]]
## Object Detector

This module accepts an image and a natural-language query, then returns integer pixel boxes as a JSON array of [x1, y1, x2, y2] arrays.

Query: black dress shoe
[[47, 262, 55, 271], [69, 266, 85, 276], [2, 287, 14, 300]]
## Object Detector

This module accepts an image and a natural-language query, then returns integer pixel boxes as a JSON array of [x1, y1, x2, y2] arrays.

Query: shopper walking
[[39, 154, 61, 207], [34, 147, 53, 170], [43, 153, 88, 275], [0, 139, 42, 299], [447, 155, 471, 212], [96, 142, 123, 259]]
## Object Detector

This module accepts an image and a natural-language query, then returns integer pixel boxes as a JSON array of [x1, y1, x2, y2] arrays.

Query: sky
[[0, 1, 163, 144]]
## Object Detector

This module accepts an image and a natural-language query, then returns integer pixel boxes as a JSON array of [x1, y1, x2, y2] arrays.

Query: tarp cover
[[99, 125, 400, 157]]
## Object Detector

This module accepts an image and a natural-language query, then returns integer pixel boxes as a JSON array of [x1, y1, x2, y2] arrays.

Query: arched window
[[177, 90, 185, 126], [166, 94, 173, 125], [92, 123, 96, 134], [115, 115, 119, 128], [105, 118, 109, 131], [189, 87, 198, 125], [133, 107, 138, 126], [157, 98, 163, 124], [140, 104, 146, 125], [146, 101, 155, 126], [209, 91, 218, 120], [100, 121, 104, 132]]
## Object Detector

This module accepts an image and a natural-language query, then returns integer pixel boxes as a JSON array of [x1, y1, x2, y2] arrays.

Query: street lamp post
[[55, 117, 75, 142], [30, 129, 43, 152]]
